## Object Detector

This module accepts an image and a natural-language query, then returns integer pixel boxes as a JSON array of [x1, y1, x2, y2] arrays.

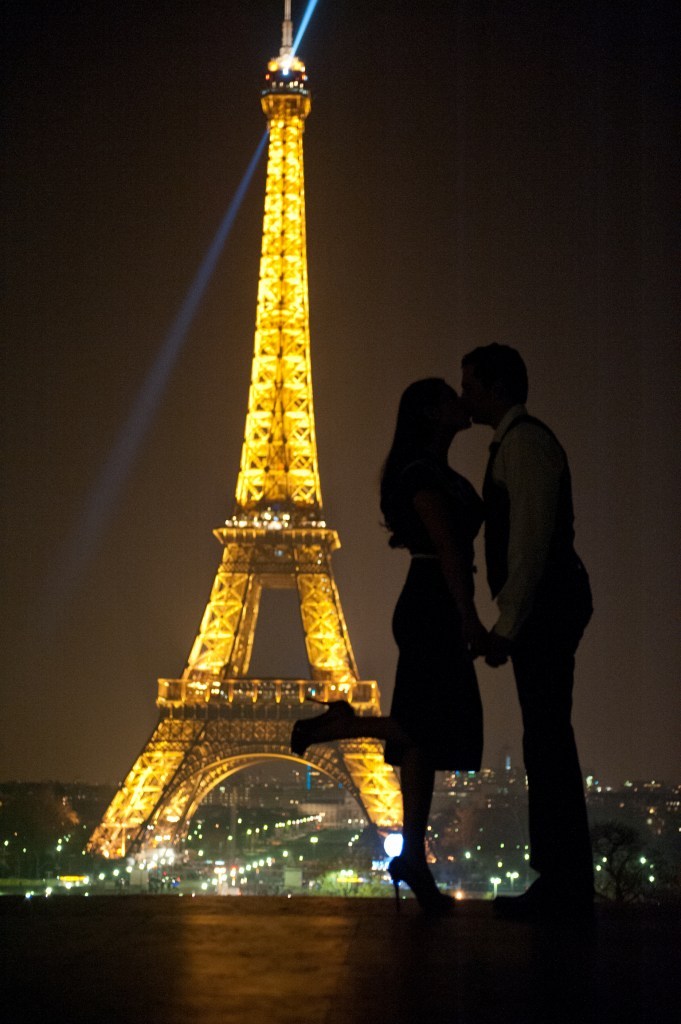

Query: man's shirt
[[489, 405, 566, 640]]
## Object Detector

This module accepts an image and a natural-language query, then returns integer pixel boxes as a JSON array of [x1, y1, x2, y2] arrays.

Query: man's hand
[[461, 613, 489, 660], [484, 630, 512, 667]]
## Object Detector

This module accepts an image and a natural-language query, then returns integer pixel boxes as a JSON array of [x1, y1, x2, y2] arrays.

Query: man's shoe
[[493, 879, 594, 921]]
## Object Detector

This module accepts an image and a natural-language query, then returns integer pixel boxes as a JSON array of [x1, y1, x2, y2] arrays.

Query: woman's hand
[[411, 490, 489, 659]]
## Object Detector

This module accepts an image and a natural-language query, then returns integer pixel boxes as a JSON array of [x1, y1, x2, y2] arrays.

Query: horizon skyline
[[2, 762, 679, 791]]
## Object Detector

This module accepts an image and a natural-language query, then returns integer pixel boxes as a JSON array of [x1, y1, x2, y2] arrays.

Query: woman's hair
[[380, 378, 454, 547]]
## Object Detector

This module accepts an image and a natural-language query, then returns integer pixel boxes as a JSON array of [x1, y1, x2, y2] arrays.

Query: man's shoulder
[[499, 414, 566, 470], [504, 413, 562, 447]]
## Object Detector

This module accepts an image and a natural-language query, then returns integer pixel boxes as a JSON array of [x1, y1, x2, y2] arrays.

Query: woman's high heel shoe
[[290, 699, 355, 757], [388, 856, 456, 916]]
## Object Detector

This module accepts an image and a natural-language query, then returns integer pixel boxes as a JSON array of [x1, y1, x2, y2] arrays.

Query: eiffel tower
[[88, 3, 402, 859]]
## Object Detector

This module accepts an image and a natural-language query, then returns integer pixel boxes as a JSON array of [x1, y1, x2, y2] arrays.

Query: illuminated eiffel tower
[[89, 4, 402, 859]]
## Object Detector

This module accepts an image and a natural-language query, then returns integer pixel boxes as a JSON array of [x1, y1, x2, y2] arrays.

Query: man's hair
[[461, 343, 528, 404]]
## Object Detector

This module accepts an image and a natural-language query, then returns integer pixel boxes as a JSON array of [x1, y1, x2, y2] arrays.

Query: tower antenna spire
[[281, 0, 293, 56]]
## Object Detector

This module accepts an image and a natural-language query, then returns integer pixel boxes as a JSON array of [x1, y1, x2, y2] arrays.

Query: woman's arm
[[412, 488, 487, 655]]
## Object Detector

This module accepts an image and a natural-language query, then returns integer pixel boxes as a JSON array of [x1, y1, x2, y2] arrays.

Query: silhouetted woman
[[291, 379, 485, 913]]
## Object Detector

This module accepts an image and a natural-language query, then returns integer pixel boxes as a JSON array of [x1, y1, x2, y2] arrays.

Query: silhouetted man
[[461, 343, 594, 919]]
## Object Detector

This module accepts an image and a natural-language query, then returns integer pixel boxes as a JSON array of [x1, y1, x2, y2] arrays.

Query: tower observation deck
[[88, 4, 402, 860]]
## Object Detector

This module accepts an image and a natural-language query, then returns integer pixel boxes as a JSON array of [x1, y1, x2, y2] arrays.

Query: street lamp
[[490, 876, 502, 897]]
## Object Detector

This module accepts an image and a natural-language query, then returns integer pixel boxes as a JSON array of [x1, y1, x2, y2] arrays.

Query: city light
[[383, 833, 404, 859], [3, 757, 678, 902]]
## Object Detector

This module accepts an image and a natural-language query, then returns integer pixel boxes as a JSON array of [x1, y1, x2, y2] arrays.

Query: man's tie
[[483, 441, 500, 495]]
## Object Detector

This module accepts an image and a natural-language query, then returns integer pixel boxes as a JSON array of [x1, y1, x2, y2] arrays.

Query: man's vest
[[482, 414, 578, 602]]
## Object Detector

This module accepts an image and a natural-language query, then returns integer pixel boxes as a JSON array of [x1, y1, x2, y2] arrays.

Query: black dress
[[384, 459, 484, 771]]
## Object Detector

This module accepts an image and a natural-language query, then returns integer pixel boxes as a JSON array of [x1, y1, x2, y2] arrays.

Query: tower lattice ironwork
[[88, 6, 402, 859]]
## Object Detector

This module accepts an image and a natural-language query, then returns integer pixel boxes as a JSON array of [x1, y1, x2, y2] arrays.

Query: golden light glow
[[88, 39, 402, 861]]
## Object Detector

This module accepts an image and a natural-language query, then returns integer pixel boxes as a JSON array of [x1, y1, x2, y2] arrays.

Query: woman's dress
[[384, 459, 484, 771]]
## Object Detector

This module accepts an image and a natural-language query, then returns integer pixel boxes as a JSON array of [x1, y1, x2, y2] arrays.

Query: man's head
[[460, 343, 528, 427]]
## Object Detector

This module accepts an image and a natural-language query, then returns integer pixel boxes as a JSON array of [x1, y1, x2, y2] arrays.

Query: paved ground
[[0, 894, 677, 1024]]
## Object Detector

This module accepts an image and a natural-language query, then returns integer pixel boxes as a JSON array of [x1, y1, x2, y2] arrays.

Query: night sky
[[2, 1, 678, 788]]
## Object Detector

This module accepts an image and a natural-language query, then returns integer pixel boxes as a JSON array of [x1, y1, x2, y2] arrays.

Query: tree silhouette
[[591, 821, 653, 903], [0, 784, 79, 876]]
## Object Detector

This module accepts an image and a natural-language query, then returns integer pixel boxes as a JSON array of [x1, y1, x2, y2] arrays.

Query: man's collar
[[492, 404, 527, 443]]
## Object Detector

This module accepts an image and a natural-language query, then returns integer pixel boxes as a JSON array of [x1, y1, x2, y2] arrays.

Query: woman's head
[[380, 378, 469, 546], [391, 378, 469, 451]]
